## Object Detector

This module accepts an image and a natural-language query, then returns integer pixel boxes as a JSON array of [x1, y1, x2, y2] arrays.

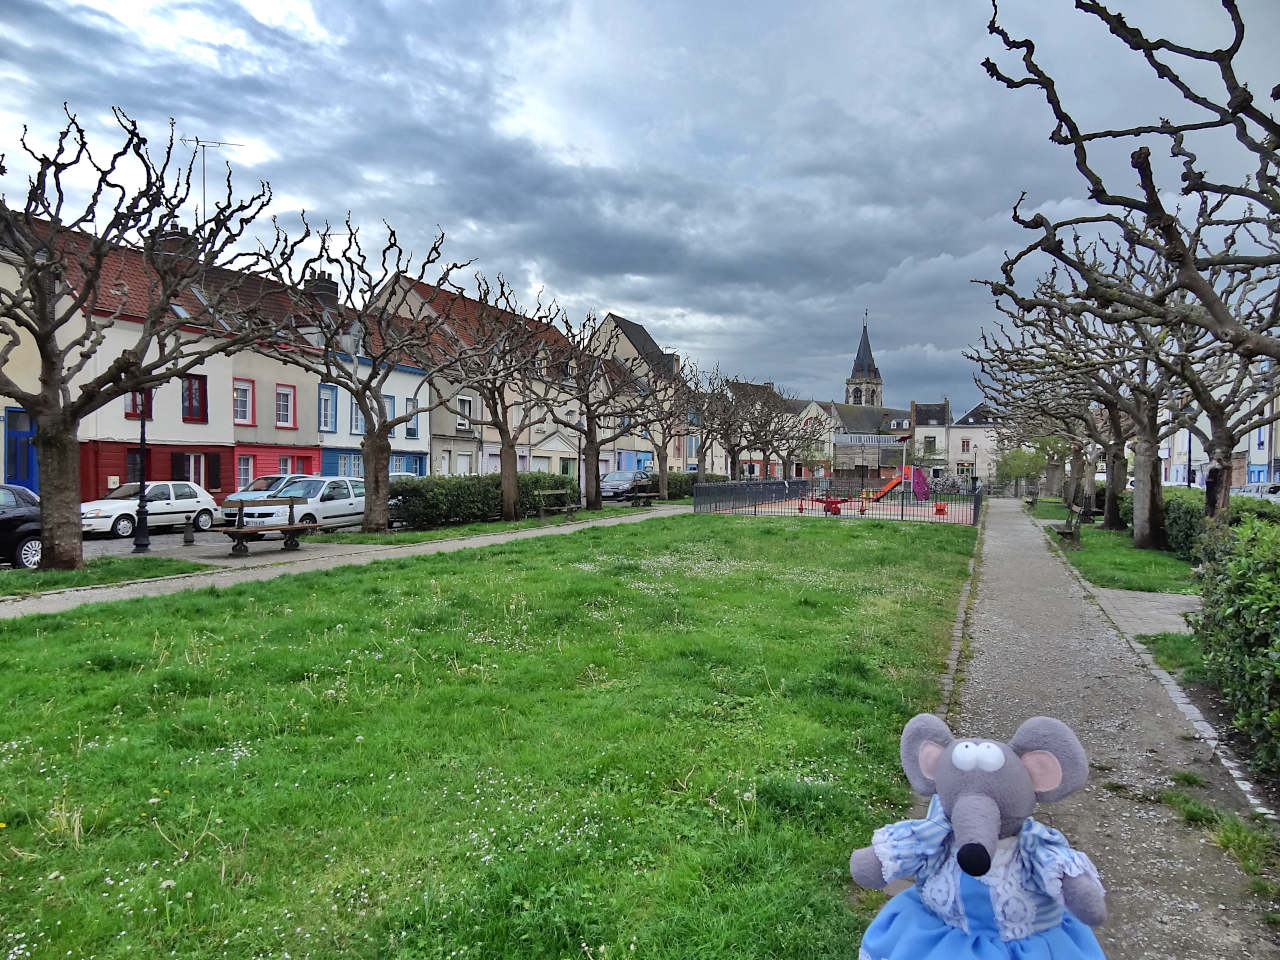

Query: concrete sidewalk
[[954, 499, 1278, 959], [0, 504, 690, 620]]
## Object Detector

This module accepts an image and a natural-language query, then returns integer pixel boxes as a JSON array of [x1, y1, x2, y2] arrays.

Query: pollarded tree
[[528, 312, 655, 511], [636, 363, 693, 499], [984, 1, 1280, 361], [424, 275, 559, 521], [267, 216, 468, 532], [0, 108, 280, 568]]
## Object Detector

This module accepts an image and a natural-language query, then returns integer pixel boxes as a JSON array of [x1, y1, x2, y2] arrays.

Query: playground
[[695, 470, 979, 526]]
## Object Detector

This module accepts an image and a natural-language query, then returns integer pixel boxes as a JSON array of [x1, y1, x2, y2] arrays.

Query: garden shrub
[[390, 472, 579, 529], [661, 472, 728, 499], [1118, 486, 1280, 560], [1191, 519, 1280, 776]]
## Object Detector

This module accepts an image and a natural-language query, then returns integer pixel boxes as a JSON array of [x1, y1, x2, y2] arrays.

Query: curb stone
[[937, 503, 985, 723], [1039, 515, 1277, 824]]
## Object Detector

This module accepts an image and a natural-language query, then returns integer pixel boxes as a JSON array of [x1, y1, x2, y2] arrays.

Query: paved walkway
[[956, 499, 1279, 959], [0, 505, 689, 619], [1093, 586, 1201, 638]]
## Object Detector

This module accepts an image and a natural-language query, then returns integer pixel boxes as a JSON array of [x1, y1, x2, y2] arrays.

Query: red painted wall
[[79, 441, 236, 502], [231, 444, 321, 484]]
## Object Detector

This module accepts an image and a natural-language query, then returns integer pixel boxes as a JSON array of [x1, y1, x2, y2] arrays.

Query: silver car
[[230, 476, 366, 530]]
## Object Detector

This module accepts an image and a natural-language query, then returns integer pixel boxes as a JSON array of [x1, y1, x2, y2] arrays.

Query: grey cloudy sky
[[2, 0, 1276, 412]]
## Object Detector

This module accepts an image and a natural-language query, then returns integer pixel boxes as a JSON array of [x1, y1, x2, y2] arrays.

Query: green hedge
[[1118, 487, 1280, 560], [389, 472, 579, 529], [661, 472, 729, 499], [1191, 519, 1280, 775]]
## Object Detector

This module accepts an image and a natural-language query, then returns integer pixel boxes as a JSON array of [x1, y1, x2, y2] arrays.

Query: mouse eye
[[952, 741, 978, 771], [976, 742, 1005, 772]]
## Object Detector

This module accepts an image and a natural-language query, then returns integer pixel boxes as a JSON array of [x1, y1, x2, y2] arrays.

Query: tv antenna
[[179, 136, 244, 222]]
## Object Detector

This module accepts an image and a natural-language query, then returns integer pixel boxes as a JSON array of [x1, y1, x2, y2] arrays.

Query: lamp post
[[132, 391, 151, 554], [1186, 426, 1193, 489]]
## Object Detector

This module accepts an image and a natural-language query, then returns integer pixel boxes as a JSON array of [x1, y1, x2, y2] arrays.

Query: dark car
[[0, 484, 42, 569], [600, 469, 654, 499]]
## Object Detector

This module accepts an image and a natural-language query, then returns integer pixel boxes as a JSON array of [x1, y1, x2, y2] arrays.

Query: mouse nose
[[957, 842, 991, 876]]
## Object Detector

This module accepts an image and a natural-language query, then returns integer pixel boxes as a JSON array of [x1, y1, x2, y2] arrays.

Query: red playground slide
[[871, 476, 902, 502]]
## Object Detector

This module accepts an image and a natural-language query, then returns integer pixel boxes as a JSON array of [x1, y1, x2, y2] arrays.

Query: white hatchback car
[[230, 476, 365, 530], [81, 481, 220, 537]]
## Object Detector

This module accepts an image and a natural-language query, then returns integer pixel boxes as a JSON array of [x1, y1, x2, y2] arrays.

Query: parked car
[[231, 476, 365, 530], [81, 481, 219, 538], [0, 483, 42, 568], [221, 474, 313, 525], [600, 469, 654, 499], [1231, 482, 1280, 504]]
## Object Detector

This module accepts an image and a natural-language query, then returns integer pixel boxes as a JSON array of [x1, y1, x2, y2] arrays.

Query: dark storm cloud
[[2, 0, 1277, 412]]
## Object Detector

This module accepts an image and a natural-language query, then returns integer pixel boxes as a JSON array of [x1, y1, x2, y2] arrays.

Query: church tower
[[844, 319, 883, 406]]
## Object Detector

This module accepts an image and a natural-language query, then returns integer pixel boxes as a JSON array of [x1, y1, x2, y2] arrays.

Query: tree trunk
[[1044, 455, 1065, 498], [1064, 446, 1084, 512], [1204, 434, 1234, 519], [728, 448, 740, 480], [1131, 436, 1168, 551], [583, 437, 603, 511], [35, 421, 85, 570], [696, 438, 708, 482], [361, 429, 393, 533], [499, 440, 520, 521], [656, 444, 669, 499], [1102, 443, 1126, 530]]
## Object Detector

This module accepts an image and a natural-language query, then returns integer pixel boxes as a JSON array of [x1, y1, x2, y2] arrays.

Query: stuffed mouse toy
[[850, 714, 1107, 959]]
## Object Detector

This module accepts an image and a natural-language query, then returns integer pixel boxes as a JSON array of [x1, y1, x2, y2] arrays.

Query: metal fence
[[694, 478, 982, 526]]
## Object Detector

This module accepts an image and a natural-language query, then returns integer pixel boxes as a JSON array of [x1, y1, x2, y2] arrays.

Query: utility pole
[[179, 136, 244, 222]]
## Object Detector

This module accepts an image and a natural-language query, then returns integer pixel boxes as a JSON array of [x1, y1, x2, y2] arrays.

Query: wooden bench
[[222, 497, 317, 556], [629, 492, 659, 507], [1052, 502, 1085, 547], [533, 489, 579, 520]]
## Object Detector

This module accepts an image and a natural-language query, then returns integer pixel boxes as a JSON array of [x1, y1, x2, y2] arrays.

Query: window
[[457, 396, 473, 429], [924, 436, 937, 455], [232, 379, 255, 425], [317, 385, 337, 432], [385, 396, 396, 438], [279, 456, 292, 473], [337, 453, 363, 477], [236, 455, 253, 490], [961, 439, 971, 453], [275, 384, 296, 428], [404, 399, 420, 440], [181, 375, 208, 423], [350, 398, 365, 435], [392, 455, 407, 473], [172, 482, 197, 500], [560, 457, 573, 476], [125, 389, 154, 420], [350, 479, 365, 497], [957, 462, 974, 478]]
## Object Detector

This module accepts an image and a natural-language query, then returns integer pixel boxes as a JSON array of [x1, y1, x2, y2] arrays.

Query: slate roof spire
[[851, 312, 879, 380]]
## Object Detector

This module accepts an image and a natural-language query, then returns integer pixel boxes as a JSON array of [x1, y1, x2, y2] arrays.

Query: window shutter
[[170, 452, 186, 480], [207, 452, 222, 491]]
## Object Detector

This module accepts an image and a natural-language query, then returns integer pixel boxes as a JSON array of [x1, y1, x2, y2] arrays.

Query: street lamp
[[132, 390, 151, 554]]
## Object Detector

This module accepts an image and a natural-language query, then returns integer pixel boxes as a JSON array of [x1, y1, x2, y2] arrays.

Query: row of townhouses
[[0, 233, 733, 502]]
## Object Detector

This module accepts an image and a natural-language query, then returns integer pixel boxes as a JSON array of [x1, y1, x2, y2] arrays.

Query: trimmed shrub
[[390, 472, 579, 529], [661, 472, 729, 499], [1118, 487, 1280, 560], [1191, 519, 1280, 776]]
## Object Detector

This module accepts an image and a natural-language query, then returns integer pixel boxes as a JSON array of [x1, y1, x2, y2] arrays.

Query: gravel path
[[954, 499, 1279, 959]]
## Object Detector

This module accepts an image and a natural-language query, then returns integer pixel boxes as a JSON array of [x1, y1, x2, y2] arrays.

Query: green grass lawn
[[309, 504, 646, 545], [1137, 632, 1210, 684], [1025, 500, 1197, 594], [0, 556, 213, 597], [0, 514, 976, 959]]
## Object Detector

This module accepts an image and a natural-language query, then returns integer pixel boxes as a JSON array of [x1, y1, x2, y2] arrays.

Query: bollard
[[183, 514, 195, 545]]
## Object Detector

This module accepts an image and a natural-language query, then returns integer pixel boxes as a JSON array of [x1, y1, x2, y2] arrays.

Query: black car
[[0, 484, 42, 569], [600, 469, 655, 499]]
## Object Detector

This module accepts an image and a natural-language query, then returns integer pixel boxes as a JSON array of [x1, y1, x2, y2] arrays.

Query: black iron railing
[[694, 478, 982, 526]]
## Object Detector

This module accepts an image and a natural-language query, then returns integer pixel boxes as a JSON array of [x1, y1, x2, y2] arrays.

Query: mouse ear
[[900, 714, 953, 795], [1010, 717, 1088, 802]]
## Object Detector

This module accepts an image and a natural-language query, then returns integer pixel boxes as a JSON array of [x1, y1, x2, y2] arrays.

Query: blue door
[[5, 408, 38, 494]]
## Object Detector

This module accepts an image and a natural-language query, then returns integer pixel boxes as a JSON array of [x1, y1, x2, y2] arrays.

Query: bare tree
[[266, 217, 467, 532], [636, 365, 692, 499], [984, 1, 1280, 361], [0, 108, 279, 568], [702, 367, 751, 479], [733, 380, 794, 480], [529, 312, 654, 511], [425, 275, 558, 520]]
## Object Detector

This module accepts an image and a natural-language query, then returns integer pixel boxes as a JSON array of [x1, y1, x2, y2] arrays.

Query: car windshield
[[104, 483, 141, 500], [603, 471, 636, 482], [244, 475, 285, 492], [277, 479, 324, 499]]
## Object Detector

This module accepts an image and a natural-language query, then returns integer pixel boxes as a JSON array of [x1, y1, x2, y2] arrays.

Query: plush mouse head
[[900, 714, 1089, 878]]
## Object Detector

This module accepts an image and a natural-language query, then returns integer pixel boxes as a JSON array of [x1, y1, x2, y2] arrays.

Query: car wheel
[[298, 514, 318, 532], [194, 509, 214, 532], [14, 535, 41, 569], [111, 514, 135, 538]]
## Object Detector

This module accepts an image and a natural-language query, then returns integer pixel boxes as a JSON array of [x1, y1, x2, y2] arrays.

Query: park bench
[[1052, 502, 1085, 548], [223, 497, 315, 556], [533, 489, 579, 520], [629, 492, 659, 507]]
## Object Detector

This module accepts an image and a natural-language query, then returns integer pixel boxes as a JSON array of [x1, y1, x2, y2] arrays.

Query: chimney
[[305, 270, 340, 299], [151, 225, 199, 275]]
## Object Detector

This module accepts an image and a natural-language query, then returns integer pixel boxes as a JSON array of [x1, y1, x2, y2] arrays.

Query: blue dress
[[859, 797, 1106, 960]]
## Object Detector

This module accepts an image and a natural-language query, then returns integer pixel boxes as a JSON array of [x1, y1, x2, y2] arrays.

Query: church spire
[[845, 311, 884, 406], [851, 315, 879, 381]]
